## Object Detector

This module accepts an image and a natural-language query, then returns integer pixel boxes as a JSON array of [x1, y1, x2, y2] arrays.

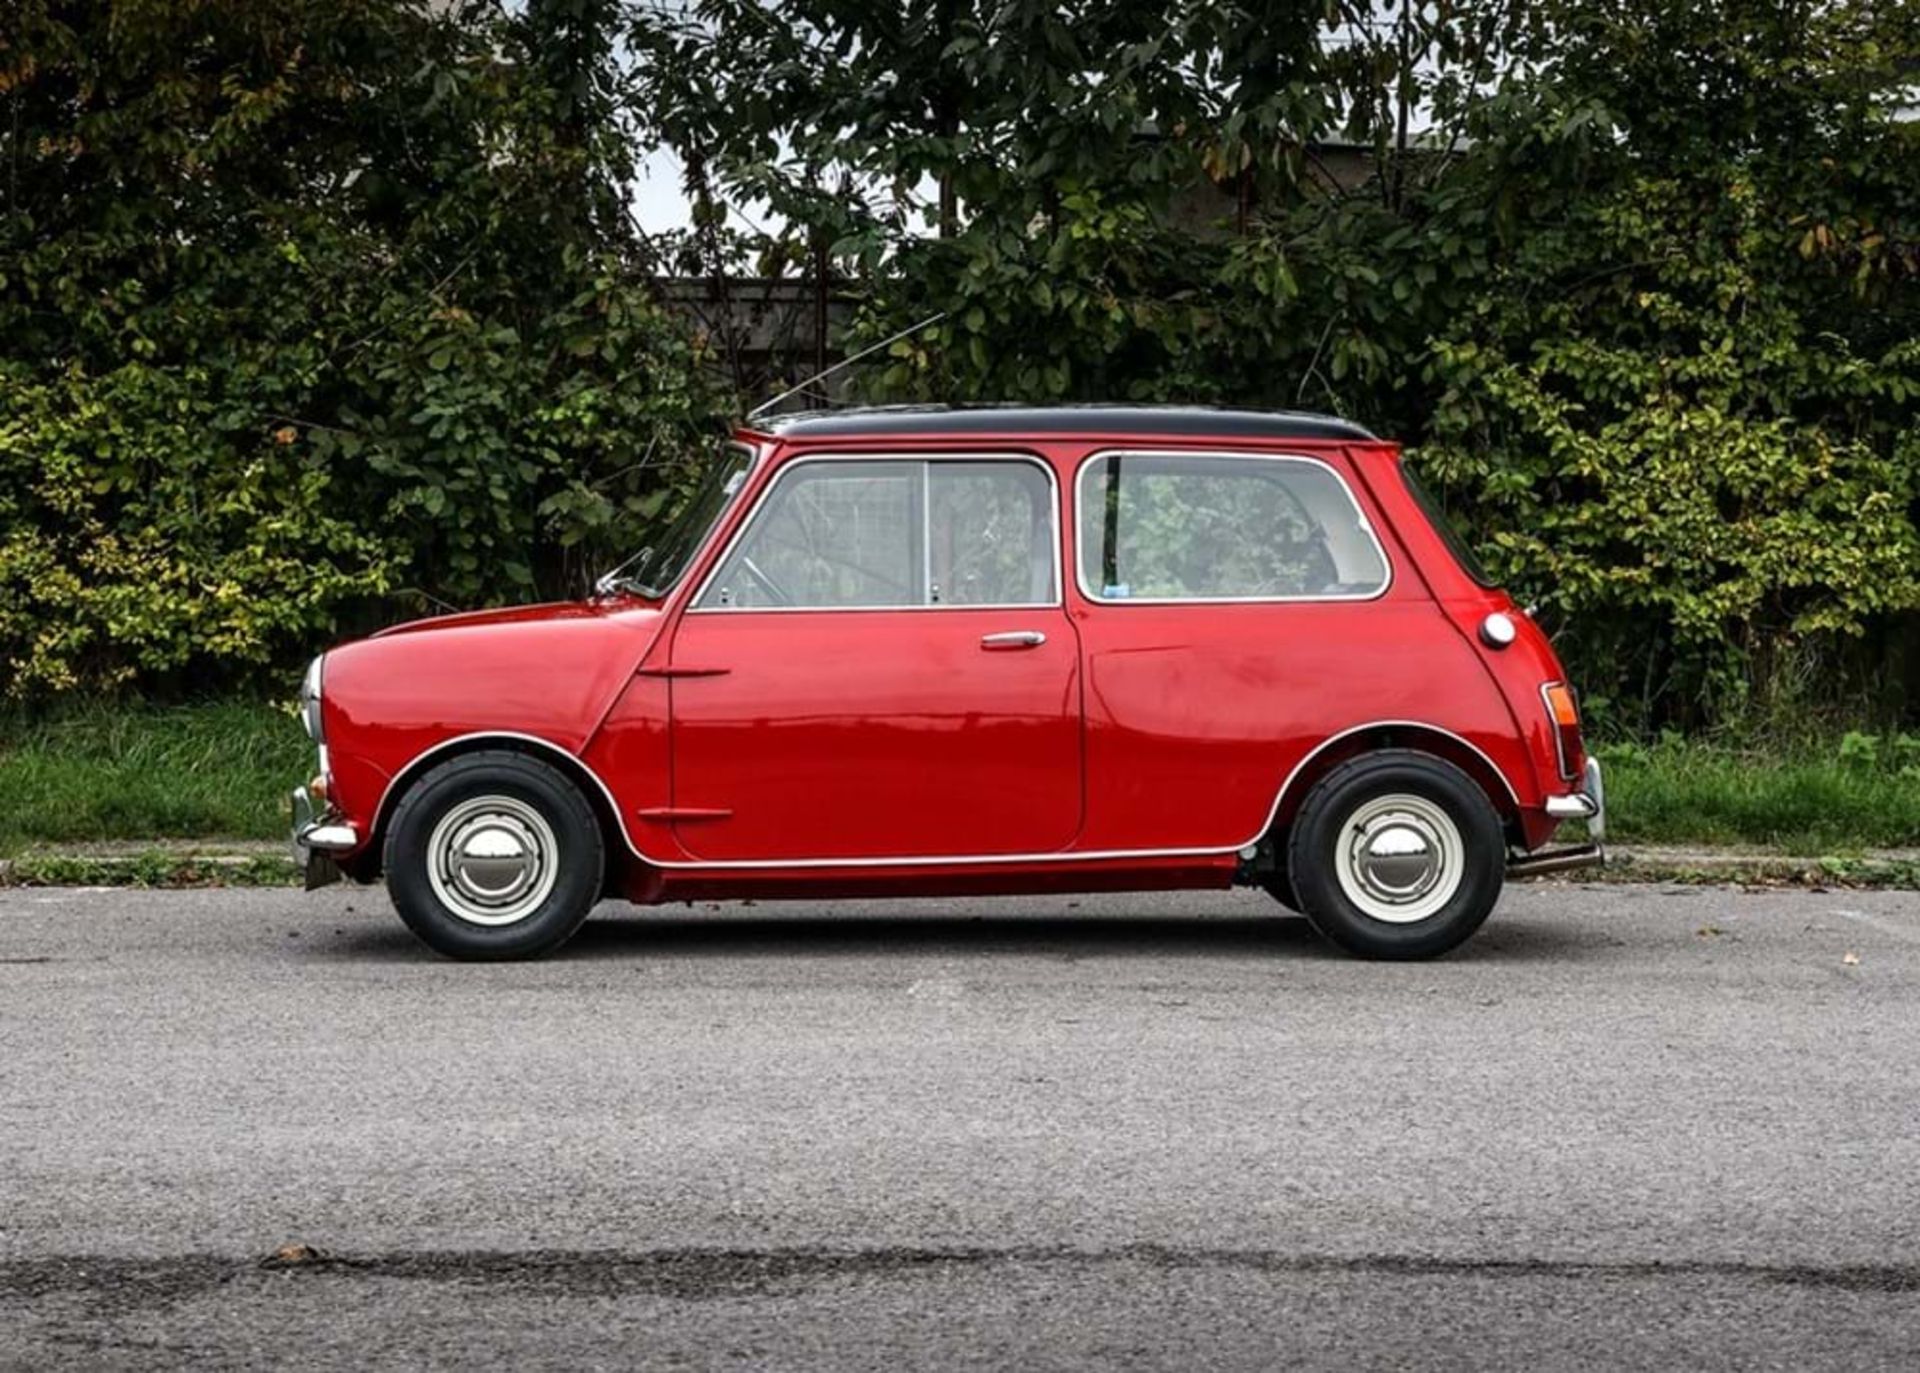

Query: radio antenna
[[747, 311, 947, 420]]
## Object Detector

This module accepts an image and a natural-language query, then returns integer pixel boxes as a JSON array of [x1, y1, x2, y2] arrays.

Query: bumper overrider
[[291, 785, 358, 891], [1509, 756, 1606, 878]]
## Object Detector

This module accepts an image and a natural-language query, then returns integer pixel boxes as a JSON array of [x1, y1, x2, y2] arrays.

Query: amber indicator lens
[[1543, 683, 1582, 778]]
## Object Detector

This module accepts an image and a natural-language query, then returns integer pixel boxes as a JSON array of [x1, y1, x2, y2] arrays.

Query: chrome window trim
[[686, 451, 1065, 614], [921, 460, 934, 603], [1071, 448, 1393, 605], [370, 720, 1521, 871]]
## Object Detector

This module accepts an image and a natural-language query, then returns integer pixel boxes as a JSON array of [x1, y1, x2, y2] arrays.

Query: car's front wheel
[[384, 751, 604, 960], [1285, 750, 1504, 960]]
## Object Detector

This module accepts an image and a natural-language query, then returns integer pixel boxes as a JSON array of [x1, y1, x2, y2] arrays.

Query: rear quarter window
[[1076, 452, 1390, 602]]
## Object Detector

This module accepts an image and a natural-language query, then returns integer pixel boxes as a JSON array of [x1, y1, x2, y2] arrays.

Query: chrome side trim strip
[[366, 720, 1529, 873]]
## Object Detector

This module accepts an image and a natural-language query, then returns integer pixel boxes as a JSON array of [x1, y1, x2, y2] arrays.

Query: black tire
[[384, 750, 604, 961], [1286, 750, 1505, 960]]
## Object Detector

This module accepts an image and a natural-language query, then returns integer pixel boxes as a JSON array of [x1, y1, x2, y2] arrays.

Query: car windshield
[[1399, 459, 1498, 589], [598, 443, 754, 598]]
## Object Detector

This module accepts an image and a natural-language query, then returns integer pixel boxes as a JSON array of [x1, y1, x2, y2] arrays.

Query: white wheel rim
[[1332, 793, 1465, 925], [426, 795, 559, 927]]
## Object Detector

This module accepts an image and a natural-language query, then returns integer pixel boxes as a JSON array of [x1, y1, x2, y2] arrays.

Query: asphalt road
[[4, 880, 1919, 1370]]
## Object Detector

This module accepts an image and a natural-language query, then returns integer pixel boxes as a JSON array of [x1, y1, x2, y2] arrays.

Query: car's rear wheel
[[1285, 750, 1504, 959], [384, 751, 603, 960]]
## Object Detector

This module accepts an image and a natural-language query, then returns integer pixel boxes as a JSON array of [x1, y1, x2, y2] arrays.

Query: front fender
[[318, 604, 666, 860]]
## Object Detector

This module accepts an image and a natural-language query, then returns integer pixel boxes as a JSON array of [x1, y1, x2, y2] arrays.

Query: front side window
[[927, 461, 1055, 605], [1076, 453, 1390, 601], [698, 458, 1057, 609]]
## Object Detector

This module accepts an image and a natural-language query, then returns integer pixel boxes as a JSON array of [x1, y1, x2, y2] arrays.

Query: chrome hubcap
[[427, 796, 558, 927], [1334, 793, 1464, 924]]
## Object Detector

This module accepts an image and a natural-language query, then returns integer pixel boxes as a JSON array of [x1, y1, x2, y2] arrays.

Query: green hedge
[[1, 0, 725, 697], [5, 0, 1918, 734], [664, 0, 1920, 731]]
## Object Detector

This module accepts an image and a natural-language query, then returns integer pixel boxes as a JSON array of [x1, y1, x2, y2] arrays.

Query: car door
[[665, 454, 1082, 862], [1068, 449, 1405, 852]]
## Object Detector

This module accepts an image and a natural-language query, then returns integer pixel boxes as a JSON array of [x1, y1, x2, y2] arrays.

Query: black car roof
[[748, 404, 1376, 442]]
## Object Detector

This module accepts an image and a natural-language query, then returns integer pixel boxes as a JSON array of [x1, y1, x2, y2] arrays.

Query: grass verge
[[0, 701, 306, 854], [1596, 736, 1920, 853], [1, 701, 1917, 858]]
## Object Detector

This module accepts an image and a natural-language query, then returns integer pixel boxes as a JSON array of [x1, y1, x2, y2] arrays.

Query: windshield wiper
[[592, 546, 656, 599]]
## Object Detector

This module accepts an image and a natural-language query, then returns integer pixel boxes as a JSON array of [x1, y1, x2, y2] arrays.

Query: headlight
[[300, 654, 326, 742]]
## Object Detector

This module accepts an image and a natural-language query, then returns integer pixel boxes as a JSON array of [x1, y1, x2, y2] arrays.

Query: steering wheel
[[739, 554, 792, 606]]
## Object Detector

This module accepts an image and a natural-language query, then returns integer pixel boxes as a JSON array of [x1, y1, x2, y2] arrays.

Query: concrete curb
[[1616, 844, 1920, 868], [1524, 846, 1919, 890], [0, 846, 300, 888]]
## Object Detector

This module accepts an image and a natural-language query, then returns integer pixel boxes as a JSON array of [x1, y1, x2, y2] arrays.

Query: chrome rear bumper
[[1510, 757, 1606, 878], [1541, 756, 1606, 841], [291, 786, 358, 890]]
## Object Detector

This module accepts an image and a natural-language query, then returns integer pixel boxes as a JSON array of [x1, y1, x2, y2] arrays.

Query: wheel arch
[[1267, 722, 1522, 840], [356, 732, 635, 890]]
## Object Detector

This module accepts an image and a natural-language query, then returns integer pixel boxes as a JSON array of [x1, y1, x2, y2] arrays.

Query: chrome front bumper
[[291, 786, 359, 890], [1510, 756, 1606, 878]]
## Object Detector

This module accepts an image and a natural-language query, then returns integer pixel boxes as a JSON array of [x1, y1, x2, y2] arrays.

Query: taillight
[[1541, 682, 1583, 780]]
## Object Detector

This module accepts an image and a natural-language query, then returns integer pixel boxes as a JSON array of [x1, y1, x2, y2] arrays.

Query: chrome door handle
[[980, 631, 1047, 649]]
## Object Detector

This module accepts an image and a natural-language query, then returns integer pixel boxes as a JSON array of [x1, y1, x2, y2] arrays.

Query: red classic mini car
[[293, 405, 1603, 960]]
